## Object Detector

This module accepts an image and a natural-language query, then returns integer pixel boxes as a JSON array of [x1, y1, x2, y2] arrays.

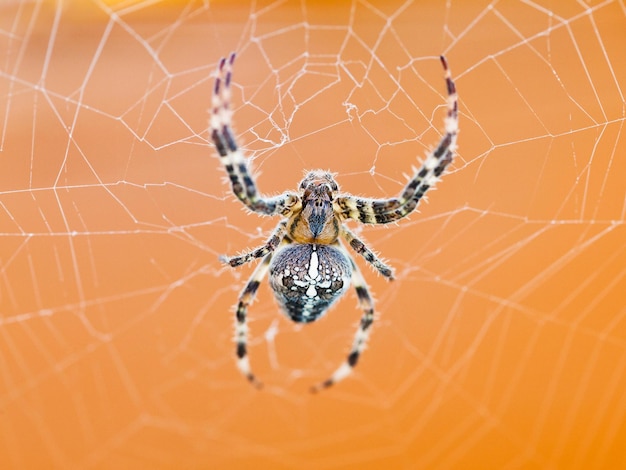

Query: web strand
[[0, 1, 624, 469]]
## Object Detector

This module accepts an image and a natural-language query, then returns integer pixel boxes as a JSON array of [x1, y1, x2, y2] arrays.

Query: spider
[[211, 53, 458, 392]]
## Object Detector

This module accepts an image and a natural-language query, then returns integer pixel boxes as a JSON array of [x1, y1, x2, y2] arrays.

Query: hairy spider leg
[[211, 53, 298, 217], [221, 221, 288, 267], [341, 225, 394, 279], [232, 252, 274, 388], [211, 54, 246, 203], [335, 55, 458, 224]]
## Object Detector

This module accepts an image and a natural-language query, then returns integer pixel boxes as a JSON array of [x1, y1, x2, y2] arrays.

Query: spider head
[[298, 171, 339, 240], [299, 170, 338, 192]]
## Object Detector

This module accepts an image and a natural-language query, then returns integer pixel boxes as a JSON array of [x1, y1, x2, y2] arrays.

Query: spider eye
[[323, 172, 338, 191]]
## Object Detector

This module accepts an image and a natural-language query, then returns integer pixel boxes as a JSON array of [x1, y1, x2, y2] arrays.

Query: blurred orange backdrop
[[0, 1, 625, 469]]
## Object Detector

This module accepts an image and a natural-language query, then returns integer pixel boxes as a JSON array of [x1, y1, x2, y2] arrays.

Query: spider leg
[[335, 55, 458, 224], [220, 221, 288, 267], [341, 225, 394, 280], [211, 53, 300, 217], [311, 254, 375, 393], [233, 252, 274, 388]]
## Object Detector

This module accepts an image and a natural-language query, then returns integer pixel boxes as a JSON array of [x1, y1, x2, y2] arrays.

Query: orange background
[[0, 1, 625, 469]]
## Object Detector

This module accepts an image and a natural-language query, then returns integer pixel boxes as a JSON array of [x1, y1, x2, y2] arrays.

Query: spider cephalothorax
[[211, 52, 458, 391], [291, 171, 340, 244]]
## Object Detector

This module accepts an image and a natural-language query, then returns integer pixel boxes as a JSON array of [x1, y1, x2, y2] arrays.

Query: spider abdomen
[[269, 244, 352, 323]]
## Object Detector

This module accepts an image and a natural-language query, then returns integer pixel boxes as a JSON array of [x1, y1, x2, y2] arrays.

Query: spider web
[[1, 0, 625, 468]]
